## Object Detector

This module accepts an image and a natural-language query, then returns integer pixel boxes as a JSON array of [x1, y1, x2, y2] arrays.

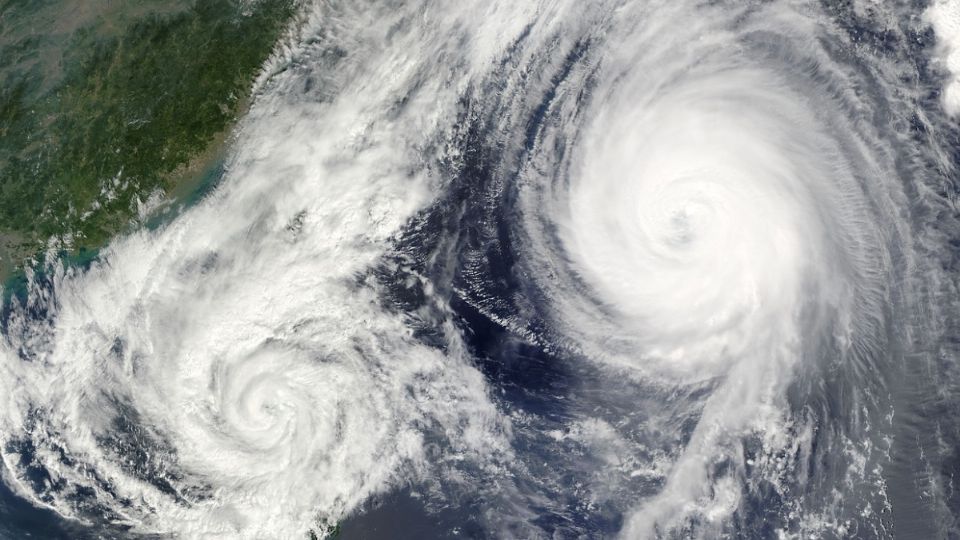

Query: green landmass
[[0, 0, 296, 275]]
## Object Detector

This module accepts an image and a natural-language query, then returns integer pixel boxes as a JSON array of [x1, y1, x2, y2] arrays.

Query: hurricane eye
[[0, 1, 956, 538]]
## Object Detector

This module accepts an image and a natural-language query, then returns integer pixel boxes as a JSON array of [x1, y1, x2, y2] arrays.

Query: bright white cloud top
[[2, 1, 960, 539]]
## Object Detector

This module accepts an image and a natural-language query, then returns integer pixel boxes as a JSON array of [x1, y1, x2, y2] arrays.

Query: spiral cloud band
[[3, 0, 960, 538], [540, 7, 893, 530], [0, 3, 517, 537]]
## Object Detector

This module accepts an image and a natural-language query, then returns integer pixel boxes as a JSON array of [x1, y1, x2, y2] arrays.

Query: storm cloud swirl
[[3, 1, 960, 539]]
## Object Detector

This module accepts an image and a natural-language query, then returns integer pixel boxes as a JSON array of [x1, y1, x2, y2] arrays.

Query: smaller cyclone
[[206, 341, 352, 461], [167, 333, 424, 533], [0, 0, 520, 532], [0, 262, 502, 539]]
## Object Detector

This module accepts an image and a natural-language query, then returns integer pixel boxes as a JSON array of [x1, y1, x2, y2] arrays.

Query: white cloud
[[925, 0, 960, 116]]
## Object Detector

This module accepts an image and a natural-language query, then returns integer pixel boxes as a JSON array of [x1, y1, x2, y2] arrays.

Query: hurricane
[[2, 0, 960, 538]]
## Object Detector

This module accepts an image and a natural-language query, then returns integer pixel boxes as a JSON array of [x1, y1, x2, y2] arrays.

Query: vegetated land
[[0, 0, 295, 274]]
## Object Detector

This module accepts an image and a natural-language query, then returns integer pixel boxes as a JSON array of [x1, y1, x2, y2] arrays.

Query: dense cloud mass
[[3, 0, 960, 538]]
